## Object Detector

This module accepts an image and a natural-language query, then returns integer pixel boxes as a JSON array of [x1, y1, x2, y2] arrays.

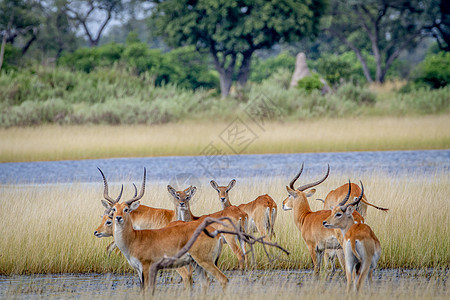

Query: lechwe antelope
[[318, 179, 386, 271], [94, 168, 194, 289], [94, 168, 176, 252], [167, 185, 248, 270], [282, 164, 363, 274], [111, 192, 228, 294], [210, 179, 277, 241], [319, 182, 388, 217], [323, 181, 381, 293]]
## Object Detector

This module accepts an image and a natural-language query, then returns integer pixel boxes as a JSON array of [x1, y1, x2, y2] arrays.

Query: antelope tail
[[361, 195, 389, 212]]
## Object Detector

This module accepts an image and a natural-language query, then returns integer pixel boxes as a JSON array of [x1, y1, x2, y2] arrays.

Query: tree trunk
[[219, 72, 233, 98], [0, 33, 7, 72], [0, 15, 13, 72], [211, 49, 236, 98], [237, 51, 253, 88]]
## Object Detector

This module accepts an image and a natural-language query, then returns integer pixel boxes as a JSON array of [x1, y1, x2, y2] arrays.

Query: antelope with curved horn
[[320, 182, 388, 218], [210, 179, 277, 241], [323, 181, 381, 293], [167, 184, 248, 270], [111, 173, 227, 294], [282, 164, 363, 274], [94, 168, 194, 289], [94, 168, 177, 253]]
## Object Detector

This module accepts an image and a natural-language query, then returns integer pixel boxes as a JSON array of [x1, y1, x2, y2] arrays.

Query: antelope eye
[[112, 207, 116, 212], [124, 207, 129, 213], [105, 220, 112, 226], [335, 213, 342, 217]]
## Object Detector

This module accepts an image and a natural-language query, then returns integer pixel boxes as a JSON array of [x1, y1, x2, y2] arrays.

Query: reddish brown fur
[[167, 185, 248, 269], [323, 204, 381, 293], [112, 201, 228, 294], [323, 183, 388, 217], [210, 180, 277, 241]]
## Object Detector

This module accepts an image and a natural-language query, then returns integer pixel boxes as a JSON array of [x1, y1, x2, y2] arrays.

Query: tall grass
[[0, 115, 449, 163], [0, 171, 448, 275]]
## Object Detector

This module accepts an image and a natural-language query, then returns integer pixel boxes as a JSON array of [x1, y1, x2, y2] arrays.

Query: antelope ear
[[101, 200, 112, 210], [167, 185, 177, 198], [346, 204, 356, 215], [210, 180, 219, 192], [305, 189, 316, 198], [286, 186, 297, 198], [227, 179, 236, 191], [189, 186, 197, 197], [129, 201, 140, 212]]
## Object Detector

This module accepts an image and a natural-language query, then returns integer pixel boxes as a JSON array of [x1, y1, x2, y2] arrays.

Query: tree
[[152, 0, 327, 97], [34, 0, 80, 60], [324, 0, 439, 83], [425, 0, 450, 51], [63, 0, 125, 47], [0, 0, 41, 70]]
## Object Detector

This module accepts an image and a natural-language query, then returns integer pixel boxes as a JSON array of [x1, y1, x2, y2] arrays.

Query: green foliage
[[166, 46, 219, 90], [59, 43, 125, 72], [413, 51, 450, 89], [297, 73, 324, 93], [0, 66, 449, 127], [1, 44, 21, 71], [249, 53, 295, 83], [335, 83, 376, 105], [315, 54, 353, 86], [152, 0, 327, 96]]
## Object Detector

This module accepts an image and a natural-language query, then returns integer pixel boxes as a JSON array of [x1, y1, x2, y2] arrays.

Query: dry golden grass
[[0, 171, 448, 275], [0, 115, 449, 163]]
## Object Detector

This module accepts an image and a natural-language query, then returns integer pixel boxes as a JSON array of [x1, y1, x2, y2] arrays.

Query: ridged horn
[[338, 180, 352, 206], [289, 163, 304, 189], [98, 167, 123, 204], [125, 168, 146, 205], [343, 181, 364, 211], [297, 164, 330, 191]]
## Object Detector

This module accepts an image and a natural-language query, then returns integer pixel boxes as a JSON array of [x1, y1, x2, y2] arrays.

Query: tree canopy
[[152, 0, 327, 97], [324, 0, 444, 83]]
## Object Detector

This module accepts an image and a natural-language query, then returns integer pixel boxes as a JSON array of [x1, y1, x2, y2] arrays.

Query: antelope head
[[282, 163, 329, 210], [323, 181, 364, 229], [112, 168, 146, 226], [167, 184, 197, 218], [210, 179, 236, 209]]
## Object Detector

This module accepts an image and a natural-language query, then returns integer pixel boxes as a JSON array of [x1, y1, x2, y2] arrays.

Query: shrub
[[413, 52, 450, 89], [336, 83, 376, 105], [316, 54, 353, 86], [297, 73, 323, 93], [249, 52, 296, 83]]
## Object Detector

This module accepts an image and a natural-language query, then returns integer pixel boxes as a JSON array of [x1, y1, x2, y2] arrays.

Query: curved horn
[[126, 168, 146, 205], [98, 167, 122, 204], [289, 163, 304, 189], [343, 181, 364, 210], [297, 164, 330, 191], [132, 183, 137, 197], [338, 180, 352, 206], [115, 184, 124, 202]]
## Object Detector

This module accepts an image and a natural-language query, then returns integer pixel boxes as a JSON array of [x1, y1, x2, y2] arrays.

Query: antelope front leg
[[307, 244, 319, 274]]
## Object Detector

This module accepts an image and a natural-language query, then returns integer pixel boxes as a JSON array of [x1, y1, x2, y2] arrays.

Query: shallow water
[[0, 269, 447, 299], [0, 150, 449, 185]]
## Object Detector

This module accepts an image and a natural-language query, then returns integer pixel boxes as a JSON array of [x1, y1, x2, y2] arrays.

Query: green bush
[[414, 52, 450, 89], [166, 46, 219, 90], [316, 54, 353, 86], [336, 83, 376, 105], [249, 52, 296, 83], [297, 73, 324, 93], [1, 44, 21, 71]]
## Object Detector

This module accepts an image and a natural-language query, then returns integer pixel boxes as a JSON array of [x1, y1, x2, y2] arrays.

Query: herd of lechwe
[[93, 163, 388, 294]]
